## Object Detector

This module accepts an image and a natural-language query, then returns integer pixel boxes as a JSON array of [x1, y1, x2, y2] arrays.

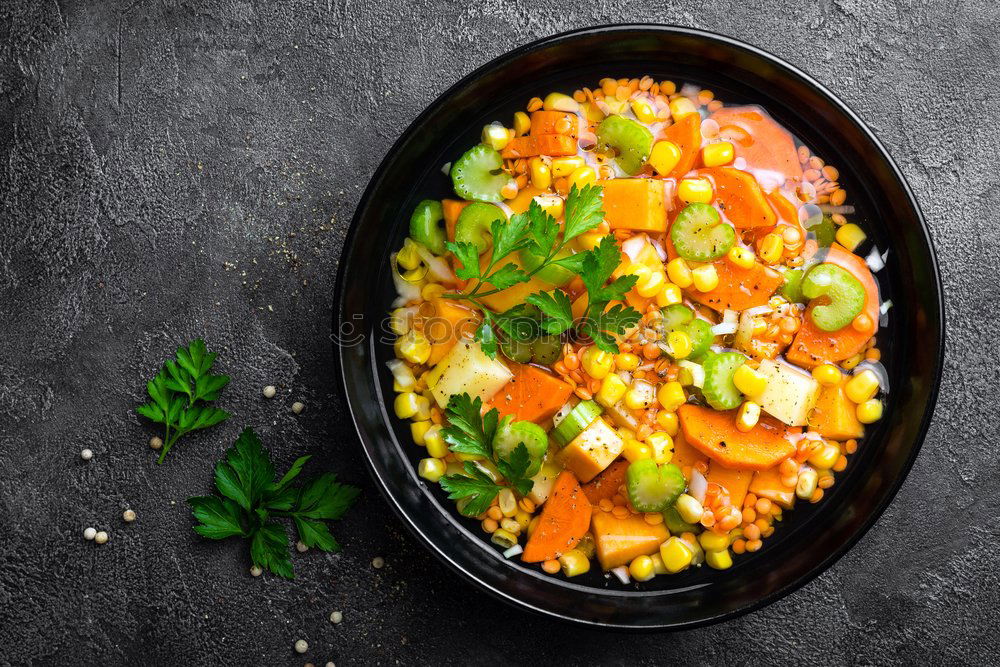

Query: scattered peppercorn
[[329, 611, 343, 624], [371, 556, 385, 569], [83, 527, 96, 541], [81, 449, 93, 461], [123, 509, 136, 523], [263, 385, 277, 399], [294, 639, 308, 654], [250, 565, 263, 577], [291, 401, 305, 414], [149, 437, 163, 450], [295, 540, 309, 553], [95, 531, 109, 544]]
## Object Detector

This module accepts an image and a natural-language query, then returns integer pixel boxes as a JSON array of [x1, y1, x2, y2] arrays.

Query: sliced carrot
[[659, 112, 702, 180], [710, 106, 803, 180], [748, 466, 796, 509], [522, 471, 592, 562], [501, 135, 578, 159], [581, 459, 629, 505], [807, 376, 865, 440], [785, 243, 880, 368], [670, 431, 708, 475], [529, 110, 578, 138], [442, 199, 470, 242], [423, 298, 480, 366], [487, 362, 574, 424], [678, 404, 795, 471], [590, 511, 669, 570], [705, 462, 753, 508], [699, 166, 776, 228], [597, 178, 668, 233]]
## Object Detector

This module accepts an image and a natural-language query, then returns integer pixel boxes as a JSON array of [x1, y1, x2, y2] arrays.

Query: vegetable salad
[[386, 76, 887, 584]]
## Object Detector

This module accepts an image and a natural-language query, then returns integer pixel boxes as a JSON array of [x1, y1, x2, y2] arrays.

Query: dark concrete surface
[[0, 0, 997, 664]]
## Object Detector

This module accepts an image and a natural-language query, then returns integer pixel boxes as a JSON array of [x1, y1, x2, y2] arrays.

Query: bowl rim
[[333, 23, 945, 629]]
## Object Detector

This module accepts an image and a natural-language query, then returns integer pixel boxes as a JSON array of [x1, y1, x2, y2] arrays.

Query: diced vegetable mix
[[387, 76, 886, 583]]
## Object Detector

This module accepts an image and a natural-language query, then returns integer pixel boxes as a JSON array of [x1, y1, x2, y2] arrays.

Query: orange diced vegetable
[[529, 110, 579, 138], [710, 106, 803, 180], [504, 185, 545, 215], [581, 459, 629, 505], [688, 259, 784, 312], [659, 112, 702, 179], [699, 166, 776, 228], [807, 376, 865, 440], [423, 299, 480, 366], [706, 463, 753, 508], [487, 362, 574, 424], [748, 466, 796, 509], [501, 135, 578, 159], [678, 404, 795, 471], [590, 511, 669, 570], [442, 199, 469, 242], [522, 471, 592, 562], [598, 178, 668, 233], [670, 431, 708, 475]]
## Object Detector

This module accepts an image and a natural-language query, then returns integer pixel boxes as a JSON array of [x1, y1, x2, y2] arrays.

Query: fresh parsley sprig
[[137, 339, 231, 463], [188, 428, 359, 579]]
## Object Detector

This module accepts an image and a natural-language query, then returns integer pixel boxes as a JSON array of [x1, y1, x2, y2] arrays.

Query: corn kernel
[[417, 457, 447, 483], [424, 425, 448, 458], [514, 510, 531, 533], [582, 346, 615, 380], [808, 441, 841, 470], [393, 392, 420, 419], [736, 401, 761, 432], [648, 140, 682, 176], [836, 223, 867, 252], [529, 157, 552, 190], [580, 101, 605, 122], [629, 554, 656, 582], [490, 529, 518, 549], [751, 317, 768, 336], [841, 353, 863, 371], [812, 363, 843, 386], [674, 494, 704, 524], [655, 282, 683, 306], [733, 364, 768, 398], [603, 97, 628, 115], [410, 420, 432, 445], [636, 270, 666, 298], [558, 549, 591, 577], [533, 194, 564, 219], [759, 233, 784, 264], [576, 231, 603, 252], [396, 238, 422, 270], [625, 380, 656, 410], [669, 96, 697, 119], [845, 369, 880, 404], [551, 156, 585, 178], [691, 264, 719, 292], [630, 98, 657, 124], [678, 178, 713, 204], [659, 537, 694, 573], [481, 122, 511, 151], [596, 373, 628, 407], [796, 467, 819, 500], [727, 246, 756, 270], [666, 258, 694, 289], [657, 381, 686, 412], [543, 92, 579, 112], [615, 352, 640, 371], [389, 308, 411, 336], [667, 330, 692, 359], [513, 111, 531, 136], [394, 330, 431, 365], [568, 166, 597, 189], [857, 398, 883, 424], [650, 553, 668, 575], [656, 410, 679, 436], [622, 439, 653, 463], [454, 451, 482, 462], [705, 548, 733, 570], [699, 530, 730, 552], [702, 141, 735, 167], [646, 431, 674, 464], [413, 394, 431, 421]]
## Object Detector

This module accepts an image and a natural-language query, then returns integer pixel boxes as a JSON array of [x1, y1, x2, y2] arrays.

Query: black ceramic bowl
[[334, 25, 943, 629]]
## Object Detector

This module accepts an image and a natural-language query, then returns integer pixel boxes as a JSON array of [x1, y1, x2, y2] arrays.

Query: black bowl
[[334, 25, 944, 629]]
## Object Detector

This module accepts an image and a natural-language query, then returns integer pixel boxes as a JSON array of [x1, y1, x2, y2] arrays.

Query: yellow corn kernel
[[667, 330, 692, 359], [736, 401, 761, 433], [389, 308, 411, 336], [514, 510, 531, 533], [677, 178, 713, 204], [759, 233, 784, 265], [490, 529, 518, 549], [705, 548, 733, 570], [751, 318, 768, 336], [393, 392, 421, 419], [576, 231, 603, 252], [528, 157, 552, 191], [795, 467, 819, 500], [658, 381, 686, 412], [666, 258, 694, 289], [581, 346, 615, 380], [481, 122, 511, 151], [543, 92, 579, 112], [424, 425, 448, 458], [656, 410, 679, 436], [413, 395, 431, 421], [596, 373, 628, 407], [650, 553, 668, 575], [533, 194, 564, 219], [648, 140, 682, 176], [701, 141, 735, 167], [394, 330, 431, 365], [674, 494, 704, 524], [625, 380, 656, 410], [396, 238, 422, 270], [615, 352, 640, 372], [812, 363, 843, 386], [841, 353, 864, 371], [691, 264, 719, 292], [808, 441, 842, 470], [417, 458, 446, 483], [836, 223, 867, 252], [579, 101, 606, 123], [420, 283, 445, 301], [568, 166, 597, 190], [551, 156, 585, 178], [699, 530, 730, 552], [659, 537, 694, 573], [622, 439, 653, 463], [410, 420, 432, 446], [646, 431, 674, 464], [629, 555, 656, 582], [557, 549, 591, 577], [857, 398, 883, 424], [655, 282, 683, 306], [845, 369, 880, 404], [630, 98, 657, 124], [727, 246, 756, 270], [513, 111, 531, 136], [603, 97, 629, 115], [637, 270, 667, 298], [733, 364, 768, 397], [669, 96, 697, 119]]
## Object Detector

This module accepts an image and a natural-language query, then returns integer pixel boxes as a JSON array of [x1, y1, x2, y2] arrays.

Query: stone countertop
[[1, 0, 997, 664]]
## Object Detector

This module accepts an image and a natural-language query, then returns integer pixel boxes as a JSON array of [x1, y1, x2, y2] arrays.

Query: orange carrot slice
[[501, 135, 578, 159], [529, 110, 578, 138], [710, 106, 803, 180], [522, 471, 592, 562], [581, 459, 629, 505], [659, 113, 702, 180], [487, 363, 574, 424], [590, 511, 669, 570], [699, 166, 776, 228], [678, 404, 794, 471]]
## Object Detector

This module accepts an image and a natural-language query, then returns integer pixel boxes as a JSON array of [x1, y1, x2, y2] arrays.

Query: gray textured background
[[1, 0, 997, 665]]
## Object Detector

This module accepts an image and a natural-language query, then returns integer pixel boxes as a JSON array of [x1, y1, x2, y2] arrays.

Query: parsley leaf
[[441, 394, 499, 459], [137, 339, 231, 464], [525, 199, 560, 258], [582, 303, 643, 353], [439, 462, 504, 517], [579, 235, 625, 298], [490, 213, 530, 261], [492, 304, 535, 341], [188, 427, 360, 579], [495, 443, 534, 496], [484, 262, 529, 291], [446, 240, 482, 281], [562, 184, 605, 241], [474, 316, 499, 358], [526, 290, 574, 335]]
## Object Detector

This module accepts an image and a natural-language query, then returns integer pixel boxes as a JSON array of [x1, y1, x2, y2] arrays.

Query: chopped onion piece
[[611, 566, 631, 585], [855, 361, 890, 394], [503, 544, 523, 559], [441, 162, 452, 176], [413, 243, 456, 283], [386, 359, 416, 391], [880, 300, 893, 314], [390, 253, 422, 305], [552, 401, 575, 428], [650, 238, 667, 262], [689, 469, 708, 504], [679, 360, 705, 388], [865, 247, 885, 272], [819, 204, 856, 215], [711, 322, 738, 335], [732, 157, 747, 171], [622, 234, 648, 262], [495, 201, 515, 219], [744, 305, 773, 317], [723, 309, 739, 325]]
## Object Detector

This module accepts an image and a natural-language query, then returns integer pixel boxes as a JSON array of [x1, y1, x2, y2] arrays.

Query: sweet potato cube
[[598, 179, 668, 233]]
